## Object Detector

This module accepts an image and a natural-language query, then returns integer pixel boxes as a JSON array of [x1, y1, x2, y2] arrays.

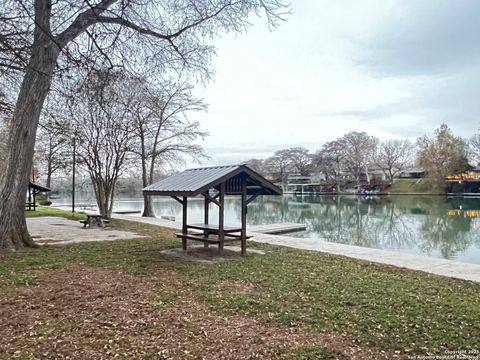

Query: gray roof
[[143, 164, 282, 197], [28, 182, 51, 192]]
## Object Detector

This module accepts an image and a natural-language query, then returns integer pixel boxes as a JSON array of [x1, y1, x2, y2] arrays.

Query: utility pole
[[72, 136, 76, 213]]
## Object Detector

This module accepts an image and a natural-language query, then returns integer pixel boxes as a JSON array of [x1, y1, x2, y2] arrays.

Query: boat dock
[[248, 223, 306, 235]]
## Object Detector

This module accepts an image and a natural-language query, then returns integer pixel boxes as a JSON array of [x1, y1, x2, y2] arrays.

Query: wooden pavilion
[[26, 182, 51, 211], [142, 164, 282, 254]]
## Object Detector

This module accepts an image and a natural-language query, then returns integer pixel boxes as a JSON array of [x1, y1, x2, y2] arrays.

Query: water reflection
[[248, 195, 480, 263], [53, 194, 480, 264]]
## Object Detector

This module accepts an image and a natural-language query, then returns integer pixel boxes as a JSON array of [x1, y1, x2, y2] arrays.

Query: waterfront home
[[446, 167, 480, 195]]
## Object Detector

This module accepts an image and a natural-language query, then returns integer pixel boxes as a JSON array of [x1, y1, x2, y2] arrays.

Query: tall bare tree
[[243, 158, 267, 176], [375, 139, 414, 182], [312, 139, 346, 181], [284, 147, 313, 176], [264, 149, 295, 188], [35, 100, 71, 189], [469, 132, 480, 166], [130, 78, 207, 217], [70, 71, 135, 219], [341, 131, 379, 183], [311, 139, 347, 192], [0, 0, 288, 249]]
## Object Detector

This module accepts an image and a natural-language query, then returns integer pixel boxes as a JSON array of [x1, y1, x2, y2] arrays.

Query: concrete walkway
[[27, 216, 144, 245], [112, 214, 480, 283]]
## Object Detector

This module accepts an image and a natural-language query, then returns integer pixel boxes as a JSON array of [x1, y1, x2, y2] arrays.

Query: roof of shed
[[28, 182, 51, 192], [143, 164, 282, 197]]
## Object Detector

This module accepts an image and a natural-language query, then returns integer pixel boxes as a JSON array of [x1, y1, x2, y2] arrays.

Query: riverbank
[[1, 207, 476, 358], [285, 179, 439, 195], [112, 213, 480, 283]]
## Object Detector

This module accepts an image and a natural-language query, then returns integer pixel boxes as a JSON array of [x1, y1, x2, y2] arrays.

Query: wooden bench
[[80, 214, 109, 228], [25, 202, 36, 211], [175, 232, 251, 244], [175, 223, 251, 251]]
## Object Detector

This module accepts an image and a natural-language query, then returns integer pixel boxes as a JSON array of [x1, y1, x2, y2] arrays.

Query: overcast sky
[[192, 0, 480, 166]]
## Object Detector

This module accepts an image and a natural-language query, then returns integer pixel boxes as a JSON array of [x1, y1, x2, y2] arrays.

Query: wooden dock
[[113, 210, 141, 214], [248, 223, 306, 235], [185, 222, 306, 235]]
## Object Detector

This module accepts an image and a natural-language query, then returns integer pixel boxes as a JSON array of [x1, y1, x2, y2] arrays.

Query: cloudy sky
[[192, 0, 480, 166]]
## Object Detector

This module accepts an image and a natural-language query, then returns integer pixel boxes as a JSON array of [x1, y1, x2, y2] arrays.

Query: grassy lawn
[[390, 179, 432, 194], [1, 208, 479, 358], [24, 206, 88, 220]]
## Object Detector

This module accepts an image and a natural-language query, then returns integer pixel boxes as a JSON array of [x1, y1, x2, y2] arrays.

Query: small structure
[[399, 167, 426, 179], [142, 165, 282, 254], [26, 182, 51, 211]]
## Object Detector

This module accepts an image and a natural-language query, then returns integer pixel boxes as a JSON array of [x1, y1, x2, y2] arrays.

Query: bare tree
[[130, 78, 208, 217], [70, 70, 135, 219], [0, 0, 288, 249], [35, 99, 71, 189], [312, 140, 346, 180], [375, 139, 415, 182], [341, 131, 379, 183], [417, 124, 469, 192], [284, 147, 313, 176], [264, 149, 294, 188], [243, 158, 267, 176], [469, 132, 480, 166]]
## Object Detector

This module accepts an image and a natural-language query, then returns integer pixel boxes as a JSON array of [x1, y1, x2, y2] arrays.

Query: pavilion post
[[182, 196, 188, 251], [218, 183, 225, 251], [203, 193, 209, 247], [241, 177, 247, 255], [27, 187, 32, 211]]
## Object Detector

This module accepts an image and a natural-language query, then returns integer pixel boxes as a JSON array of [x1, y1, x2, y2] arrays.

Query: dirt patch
[[0, 264, 400, 359]]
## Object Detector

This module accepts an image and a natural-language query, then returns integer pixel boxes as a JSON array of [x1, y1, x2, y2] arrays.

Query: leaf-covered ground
[[0, 211, 479, 359]]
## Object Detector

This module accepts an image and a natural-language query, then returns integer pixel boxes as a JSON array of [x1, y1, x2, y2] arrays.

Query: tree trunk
[[45, 167, 52, 201], [139, 126, 156, 218], [142, 194, 155, 217], [0, 35, 59, 250], [141, 145, 156, 217]]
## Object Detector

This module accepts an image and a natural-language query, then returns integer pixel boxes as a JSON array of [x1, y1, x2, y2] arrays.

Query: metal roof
[[28, 182, 51, 192], [143, 164, 282, 197]]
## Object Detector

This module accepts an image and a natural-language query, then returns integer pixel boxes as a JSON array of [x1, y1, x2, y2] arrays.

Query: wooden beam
[[182, 196, 188, 251], [218, 182, 225, 252], [246, 194, 260, 205], [241, 176, 247, 255], [203, 192, 209, 247], [171, 196, 184, 204], [202, 192, 220, 207]]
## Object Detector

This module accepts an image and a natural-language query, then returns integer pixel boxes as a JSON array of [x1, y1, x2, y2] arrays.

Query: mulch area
[[0, 264, 399, 359]]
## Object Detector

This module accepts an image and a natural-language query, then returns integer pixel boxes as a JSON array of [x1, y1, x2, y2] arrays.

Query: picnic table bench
[[80, 214, 110, 228], [175, 223, 251, 247]]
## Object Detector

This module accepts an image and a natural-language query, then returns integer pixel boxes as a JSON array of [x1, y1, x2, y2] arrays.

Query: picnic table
[[80, 214, 109, 228], [175, 223, 251, 248]]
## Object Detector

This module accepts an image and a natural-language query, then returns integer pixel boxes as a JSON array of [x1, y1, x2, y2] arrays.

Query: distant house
[[285, 172, 334, 194], [399, 168, 426, 179], [445, 167, 480, 194], [359, 167, 388, 182]]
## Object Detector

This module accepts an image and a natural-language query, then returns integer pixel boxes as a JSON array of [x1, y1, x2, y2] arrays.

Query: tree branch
[[55, 0, 118, 47]]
